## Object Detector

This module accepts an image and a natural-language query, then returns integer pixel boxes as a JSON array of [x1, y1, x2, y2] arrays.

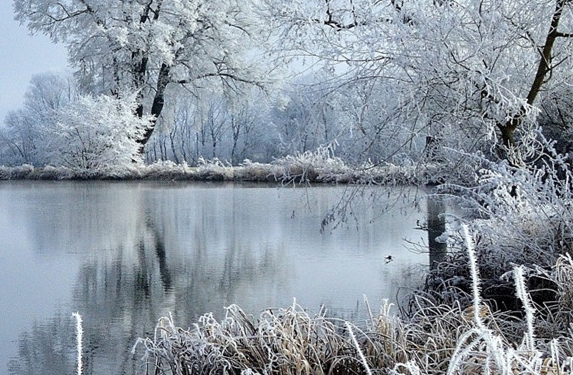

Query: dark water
[[0, 181, 434, 374]]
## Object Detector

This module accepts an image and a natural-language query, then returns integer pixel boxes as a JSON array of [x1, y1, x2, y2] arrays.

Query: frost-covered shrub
[[234, 159, 275, 181], [28, 165, 74, 180], [0, 165, 37, 180], [8, 164, 35, 179], [421, 132, 573, 314], [195, 157, 234, 180], [272, 143, 351, 184], [48, 94, 151, 170]]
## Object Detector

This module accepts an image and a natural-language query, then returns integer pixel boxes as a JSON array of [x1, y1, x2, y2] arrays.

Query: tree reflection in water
[[427, 195, 448, 270], [5, 182, 427, 375]]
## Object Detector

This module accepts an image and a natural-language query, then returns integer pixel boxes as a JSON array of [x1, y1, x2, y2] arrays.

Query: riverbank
[[0, 157, 434, 185], [135, 229, 573, 375]]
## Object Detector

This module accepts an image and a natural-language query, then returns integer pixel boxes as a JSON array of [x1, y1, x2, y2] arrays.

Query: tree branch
[[555, 31, 573, 38]]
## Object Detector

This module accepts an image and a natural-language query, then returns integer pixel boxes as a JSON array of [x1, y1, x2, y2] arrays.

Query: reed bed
[[135, 301, 371, 375], [136, 227, 573, 375], [0, 155, 423, 184]]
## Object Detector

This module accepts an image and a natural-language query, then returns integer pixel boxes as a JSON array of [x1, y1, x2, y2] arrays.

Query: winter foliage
[[262, 0, 573, 164], [7, 1, 573, 373], [6, 0, 573, 170], [49, 94, 151, 169], [12, 0, 270, 151]]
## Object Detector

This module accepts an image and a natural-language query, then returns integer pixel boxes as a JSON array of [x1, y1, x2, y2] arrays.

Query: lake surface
[[0, 181, 434, 374]]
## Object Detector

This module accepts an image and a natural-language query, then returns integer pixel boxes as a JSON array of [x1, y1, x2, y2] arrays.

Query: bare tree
[[264, 0, 573, 165], [15, 0, 271, 154], [1, 72, 78, 165]]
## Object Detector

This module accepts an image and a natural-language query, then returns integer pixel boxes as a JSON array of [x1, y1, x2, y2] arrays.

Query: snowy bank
[[0, 158, 438, 185]]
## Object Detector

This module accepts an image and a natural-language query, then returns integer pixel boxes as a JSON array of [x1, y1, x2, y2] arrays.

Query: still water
[[0, 181, 433, 374]]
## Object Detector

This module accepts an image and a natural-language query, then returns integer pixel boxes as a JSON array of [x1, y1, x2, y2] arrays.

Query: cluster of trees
[[144, 75, 425, 166], [3, 0, 573, 171], [0, 71, 423, 168], [1, 73, 151, 168]]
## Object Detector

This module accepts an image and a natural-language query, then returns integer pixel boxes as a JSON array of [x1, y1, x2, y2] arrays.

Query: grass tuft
[[136, 229, 573, 375]]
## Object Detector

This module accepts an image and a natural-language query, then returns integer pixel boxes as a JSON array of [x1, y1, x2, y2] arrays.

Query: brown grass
[[135, 247, 573, 375]]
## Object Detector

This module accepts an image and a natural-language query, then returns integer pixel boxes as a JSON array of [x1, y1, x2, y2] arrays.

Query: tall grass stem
[[463, 225, 486, 330], [345, 321, 372, 375], [72, 312, 83, 375]]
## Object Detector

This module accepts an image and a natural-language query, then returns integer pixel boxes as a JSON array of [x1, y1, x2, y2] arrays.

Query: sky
[[0, 2, 68, 124]]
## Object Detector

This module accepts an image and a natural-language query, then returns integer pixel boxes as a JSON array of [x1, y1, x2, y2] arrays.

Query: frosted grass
[[0, 151, 427, 185], [72, 312, 83, 375], [134, 228, 573, 375]]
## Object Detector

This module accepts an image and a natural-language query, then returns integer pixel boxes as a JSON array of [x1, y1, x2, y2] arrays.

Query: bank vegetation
[[135, 235, 573, 375], [0, 147, 430, 186]]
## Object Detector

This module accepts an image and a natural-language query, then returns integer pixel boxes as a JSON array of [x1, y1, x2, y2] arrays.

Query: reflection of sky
[[0, 194, 80, 371], [0, 182, 432, 374], [271, 190, 427, 313]]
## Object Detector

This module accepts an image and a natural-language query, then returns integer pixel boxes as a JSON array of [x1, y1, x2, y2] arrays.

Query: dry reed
[[136, 230, 573, 375]]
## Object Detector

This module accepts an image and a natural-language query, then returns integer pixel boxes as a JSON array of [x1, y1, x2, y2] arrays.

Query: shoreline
[[0, 160, 431, 185]]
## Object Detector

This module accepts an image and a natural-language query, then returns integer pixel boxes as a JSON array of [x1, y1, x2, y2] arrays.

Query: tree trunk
[[137, 63, 171, 154], [497, 0, 567, 163]]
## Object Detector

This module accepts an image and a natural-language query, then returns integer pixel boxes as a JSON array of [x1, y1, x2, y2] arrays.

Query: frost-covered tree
[[264, 0, 573, 165], [49, 94, 151, 169], [145, 89, 273, 164], [270, 84, 316, 156], [538, 85, 573, 156], [14, 0, 270, 153], [0, 72, 78, 165]]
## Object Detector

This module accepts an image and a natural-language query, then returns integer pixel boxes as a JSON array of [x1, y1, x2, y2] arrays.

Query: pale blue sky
[[0, 1, 68, 124]]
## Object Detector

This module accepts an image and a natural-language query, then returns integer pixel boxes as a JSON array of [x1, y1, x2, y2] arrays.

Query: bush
[[48, 94, 152, 170]]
